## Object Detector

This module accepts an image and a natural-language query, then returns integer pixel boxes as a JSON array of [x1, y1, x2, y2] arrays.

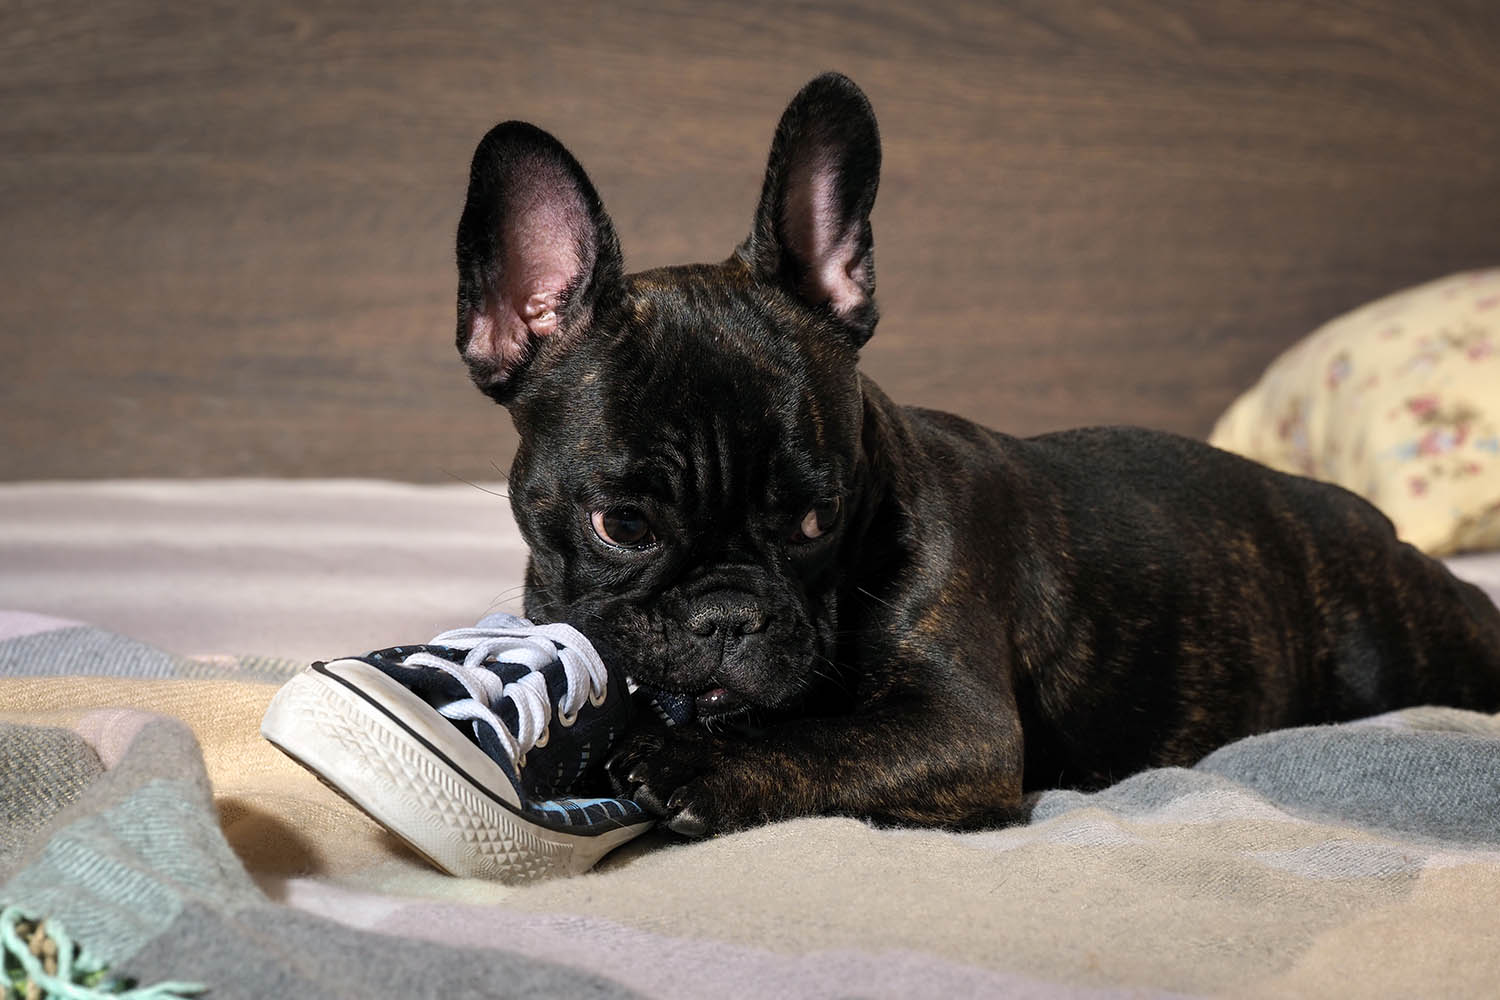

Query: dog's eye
[[591, 507, 657, 549], [792, 498, 841, 543]]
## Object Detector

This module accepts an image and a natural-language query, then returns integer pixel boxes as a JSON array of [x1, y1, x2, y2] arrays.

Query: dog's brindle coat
[[454, 74, 1500, 837]]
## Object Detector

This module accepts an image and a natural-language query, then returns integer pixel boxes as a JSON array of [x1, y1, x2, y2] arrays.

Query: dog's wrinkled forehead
[[520, 266, 863, 505]]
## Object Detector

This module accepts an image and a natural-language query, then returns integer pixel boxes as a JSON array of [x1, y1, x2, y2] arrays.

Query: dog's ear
[[456, 121, 623, 403], [740, 73, 881, 347]]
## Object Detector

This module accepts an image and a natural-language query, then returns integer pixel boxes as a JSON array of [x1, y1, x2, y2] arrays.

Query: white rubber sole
[[260, 659, 652, 883]]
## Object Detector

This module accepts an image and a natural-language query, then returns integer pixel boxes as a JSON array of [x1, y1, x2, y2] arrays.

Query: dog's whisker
[[809, 655, 856, 697], [442, 469, 510, 501]]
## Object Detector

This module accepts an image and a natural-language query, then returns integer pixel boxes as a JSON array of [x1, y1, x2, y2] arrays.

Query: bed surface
[[4, 479, 1500, 997], [0, 480, 530, 664]]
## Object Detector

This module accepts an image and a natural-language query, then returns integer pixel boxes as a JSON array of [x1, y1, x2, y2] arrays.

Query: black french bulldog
[[453, 73, 1500, 837]]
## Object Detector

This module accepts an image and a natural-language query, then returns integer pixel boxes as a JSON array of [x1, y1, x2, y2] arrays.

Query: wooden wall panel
[[3, 1, 1498, 480]]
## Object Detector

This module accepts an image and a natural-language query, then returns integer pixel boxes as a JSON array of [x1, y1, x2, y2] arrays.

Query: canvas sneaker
[[261, 613, 652, 882]]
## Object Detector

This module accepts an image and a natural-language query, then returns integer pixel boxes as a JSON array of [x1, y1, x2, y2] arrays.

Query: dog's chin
[[625, 652, 813, 724], [694, 685, 753, 722], [631, 670, 802, 719]]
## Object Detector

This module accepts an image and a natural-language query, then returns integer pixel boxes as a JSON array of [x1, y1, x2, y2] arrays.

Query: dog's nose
[[685, 593, 768, 637]]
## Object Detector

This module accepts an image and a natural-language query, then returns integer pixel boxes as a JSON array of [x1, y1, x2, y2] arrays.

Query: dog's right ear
[[455, 122, 623, 404]]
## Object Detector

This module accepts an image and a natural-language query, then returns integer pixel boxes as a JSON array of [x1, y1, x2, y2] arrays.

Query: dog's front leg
[[606, 691, 1025, 837]]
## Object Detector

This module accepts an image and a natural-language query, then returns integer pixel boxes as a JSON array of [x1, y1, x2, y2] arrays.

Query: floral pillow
[[1210, 269, 1500, 556]]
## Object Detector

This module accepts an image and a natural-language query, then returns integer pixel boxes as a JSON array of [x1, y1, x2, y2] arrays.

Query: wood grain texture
[[3, 0, 1498, 480]]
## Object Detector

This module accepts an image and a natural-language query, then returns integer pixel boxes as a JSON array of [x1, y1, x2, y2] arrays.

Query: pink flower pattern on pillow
[[1212, 269, 1500, 555]]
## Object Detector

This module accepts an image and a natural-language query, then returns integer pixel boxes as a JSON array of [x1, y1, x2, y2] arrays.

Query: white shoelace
[[397, 617, 610, 768]]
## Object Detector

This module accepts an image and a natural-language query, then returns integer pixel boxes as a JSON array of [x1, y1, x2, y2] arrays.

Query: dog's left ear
[[740, 73, 882, 347]]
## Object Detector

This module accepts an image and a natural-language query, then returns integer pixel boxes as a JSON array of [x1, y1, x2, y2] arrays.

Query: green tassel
[[2, 906, 206, 1000]]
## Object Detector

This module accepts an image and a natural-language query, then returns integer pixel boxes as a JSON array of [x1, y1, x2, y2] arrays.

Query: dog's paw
[[605, 726, 709, 813], [605, 728, 758, 838]]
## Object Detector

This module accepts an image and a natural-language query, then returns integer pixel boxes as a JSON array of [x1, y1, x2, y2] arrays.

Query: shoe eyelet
[[588, 686, 608, 708], [558, 708, 579, 728], [533, 725, 549, 749]]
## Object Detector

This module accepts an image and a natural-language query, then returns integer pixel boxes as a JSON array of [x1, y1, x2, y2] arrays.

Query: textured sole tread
[[262, 667, 647, 882]]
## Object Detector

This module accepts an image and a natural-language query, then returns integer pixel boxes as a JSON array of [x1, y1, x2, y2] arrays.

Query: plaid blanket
[[4, 610, 1500, 998]]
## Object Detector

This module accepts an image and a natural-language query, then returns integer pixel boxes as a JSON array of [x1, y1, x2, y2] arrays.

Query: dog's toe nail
[[666, 805, 708, 838]]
